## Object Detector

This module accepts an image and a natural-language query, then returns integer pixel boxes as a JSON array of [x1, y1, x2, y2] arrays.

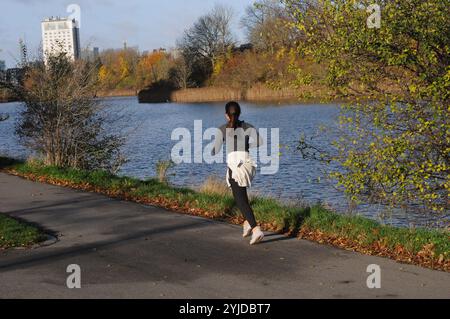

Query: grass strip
[[0, 213, 46, 249]]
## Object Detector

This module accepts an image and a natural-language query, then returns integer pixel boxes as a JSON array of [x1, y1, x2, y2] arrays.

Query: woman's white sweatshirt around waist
[[226, 151, 257, 188]]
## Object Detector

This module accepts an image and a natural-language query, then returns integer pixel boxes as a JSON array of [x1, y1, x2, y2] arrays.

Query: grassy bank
[[97, 89, 137, 98], [138, 83, 333, 104], [0, 213, 46, 249], [0, 157, 448, 271]]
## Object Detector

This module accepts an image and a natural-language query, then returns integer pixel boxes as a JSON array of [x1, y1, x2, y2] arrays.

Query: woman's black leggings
[[229, 170, 257, 228]]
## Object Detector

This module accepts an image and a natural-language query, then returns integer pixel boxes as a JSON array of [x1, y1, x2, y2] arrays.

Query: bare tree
[[241, 0, 298, 53], [1, 52, 125, 172], [178, 4, 235, 84], [169, 55, 192, 89]]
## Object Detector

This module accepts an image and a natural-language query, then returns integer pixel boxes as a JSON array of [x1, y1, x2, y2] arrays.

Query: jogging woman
[[212, 101, 264, 245]]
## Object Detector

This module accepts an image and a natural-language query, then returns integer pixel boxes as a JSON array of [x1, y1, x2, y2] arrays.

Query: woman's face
[[225, 113, 231, 122]]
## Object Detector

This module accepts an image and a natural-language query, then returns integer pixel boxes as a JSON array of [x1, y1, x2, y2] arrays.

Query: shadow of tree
[[0, 219, 211, 272], [0, 157, 22, 169]]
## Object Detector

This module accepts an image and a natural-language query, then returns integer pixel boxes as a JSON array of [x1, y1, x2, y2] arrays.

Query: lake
[[0, 96, 447, 228]]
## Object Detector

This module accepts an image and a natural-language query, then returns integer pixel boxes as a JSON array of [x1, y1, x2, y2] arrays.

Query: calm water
[[0, 97, 447, 228]]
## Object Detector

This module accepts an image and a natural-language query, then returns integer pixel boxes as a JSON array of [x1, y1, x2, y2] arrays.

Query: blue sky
[[0, 0, 255, 68]]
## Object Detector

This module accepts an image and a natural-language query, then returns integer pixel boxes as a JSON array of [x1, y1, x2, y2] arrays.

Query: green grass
[[0, 213, 46, 249], [303, 206, 449, 258], [1, 157, 448, 264]]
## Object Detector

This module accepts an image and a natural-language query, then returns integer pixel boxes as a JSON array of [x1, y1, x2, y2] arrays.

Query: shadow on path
[[0, 220, 211, 272]]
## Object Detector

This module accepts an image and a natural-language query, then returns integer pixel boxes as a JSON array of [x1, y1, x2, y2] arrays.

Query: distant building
[[79, 47, 100, 62], [233, 43, 253, 53], [169, 48, 182, 59], [41, 16, 80, 64], [93, 47, 99, 59], [79, 47, 101, 62], [0, 60, 5, 71], [153, 48, 166, 54]]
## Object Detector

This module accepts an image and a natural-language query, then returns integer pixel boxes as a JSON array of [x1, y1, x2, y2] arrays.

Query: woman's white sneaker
[[250, 226, 264, 245], [243, 221, 252, 238]]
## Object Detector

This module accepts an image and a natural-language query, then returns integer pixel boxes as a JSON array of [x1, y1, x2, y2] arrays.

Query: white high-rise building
[[41, 16, 80, 64]]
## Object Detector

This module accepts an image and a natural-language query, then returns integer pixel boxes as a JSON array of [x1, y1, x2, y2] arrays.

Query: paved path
[[0, 173, 449, 298]]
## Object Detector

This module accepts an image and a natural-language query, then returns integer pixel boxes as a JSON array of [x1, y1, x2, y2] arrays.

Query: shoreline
[[1, 86, 342, 105], [138, 84, 336, 104], [1, 94, 343, 105], [96, 88, 137, 98], [0, 97, 20, 104], [0, 89, 137, 104], [1, 156, 448, 271]]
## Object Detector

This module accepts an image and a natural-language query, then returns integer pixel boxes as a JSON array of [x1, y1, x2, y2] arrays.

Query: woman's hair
[[225, 101, 241, 129]]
